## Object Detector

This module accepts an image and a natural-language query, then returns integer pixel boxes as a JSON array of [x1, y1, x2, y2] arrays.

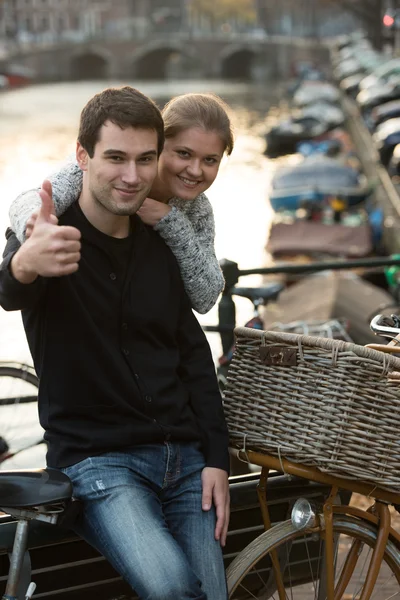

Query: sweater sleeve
[[9, 160, 83, 243], [154, 197, 224, 314]]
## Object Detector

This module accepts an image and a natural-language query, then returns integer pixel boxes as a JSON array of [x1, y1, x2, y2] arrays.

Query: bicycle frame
[[235, 448, 400, 600]]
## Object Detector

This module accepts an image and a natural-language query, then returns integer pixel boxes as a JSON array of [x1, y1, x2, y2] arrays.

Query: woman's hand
[[137, 198, 171, 227]]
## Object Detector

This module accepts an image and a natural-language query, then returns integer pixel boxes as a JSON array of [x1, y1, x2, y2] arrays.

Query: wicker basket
[[224, 327, 400, 492], [269, 319, 352, 342]]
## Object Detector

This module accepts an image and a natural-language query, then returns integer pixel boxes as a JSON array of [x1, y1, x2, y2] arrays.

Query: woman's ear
[[76, 141, 88, 171]]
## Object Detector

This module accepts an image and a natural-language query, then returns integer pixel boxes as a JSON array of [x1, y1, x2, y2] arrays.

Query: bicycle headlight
[[291, 498, 317, 530]]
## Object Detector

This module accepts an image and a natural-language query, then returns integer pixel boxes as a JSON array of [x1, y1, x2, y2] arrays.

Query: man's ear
[[76, 142, 88, 172]]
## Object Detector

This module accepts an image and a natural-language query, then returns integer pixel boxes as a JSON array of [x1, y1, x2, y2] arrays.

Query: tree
[[188, 0, 256, 31]]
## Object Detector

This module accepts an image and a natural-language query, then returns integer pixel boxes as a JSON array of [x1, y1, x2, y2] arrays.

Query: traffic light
[[383, 13, 395, 27]]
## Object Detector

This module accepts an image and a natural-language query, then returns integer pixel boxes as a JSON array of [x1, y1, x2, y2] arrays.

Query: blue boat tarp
[[269, 156, 369, 211]]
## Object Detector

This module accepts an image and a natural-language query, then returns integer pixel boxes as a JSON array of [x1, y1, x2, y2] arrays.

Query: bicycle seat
[[232, 283, 284, 304], [0, 468, 72, 508]]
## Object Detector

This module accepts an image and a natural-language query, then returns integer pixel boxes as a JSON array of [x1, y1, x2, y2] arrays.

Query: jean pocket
[[61, 456, 93, 479]]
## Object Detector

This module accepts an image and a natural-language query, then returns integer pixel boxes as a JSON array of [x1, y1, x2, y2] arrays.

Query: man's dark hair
[[78, 86, 164, 158]]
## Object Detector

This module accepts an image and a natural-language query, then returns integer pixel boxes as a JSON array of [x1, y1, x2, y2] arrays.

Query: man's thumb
[[38, 180, 55, 222]]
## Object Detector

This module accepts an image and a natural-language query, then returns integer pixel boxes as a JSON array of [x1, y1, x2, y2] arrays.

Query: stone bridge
[[5, 33, 329, 82]]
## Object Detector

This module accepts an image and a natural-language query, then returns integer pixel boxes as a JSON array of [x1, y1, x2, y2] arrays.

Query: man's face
[[77, 120, 159, 217]]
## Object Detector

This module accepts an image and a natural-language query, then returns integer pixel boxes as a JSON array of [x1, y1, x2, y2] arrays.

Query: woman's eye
[[205, 157, 218, 165], [177, 150, 190, 158]]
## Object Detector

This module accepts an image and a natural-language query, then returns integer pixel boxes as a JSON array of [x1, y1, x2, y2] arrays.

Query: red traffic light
[[383, 13, 395, 27]]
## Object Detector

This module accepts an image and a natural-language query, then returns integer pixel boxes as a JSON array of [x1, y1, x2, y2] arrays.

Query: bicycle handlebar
[[370, 314, 400, 338]]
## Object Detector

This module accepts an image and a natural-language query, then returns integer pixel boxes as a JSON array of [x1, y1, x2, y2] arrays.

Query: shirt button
[[165, 433, 171, 441], [134, 373, 139, 379], [122, 348, 129, 356], [122, 323, 128, 330], [145, 395, 152, 403], [110, 273, 117, 281]]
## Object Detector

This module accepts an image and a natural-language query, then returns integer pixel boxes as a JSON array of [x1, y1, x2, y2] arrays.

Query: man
[[0, 86, 230, 600]]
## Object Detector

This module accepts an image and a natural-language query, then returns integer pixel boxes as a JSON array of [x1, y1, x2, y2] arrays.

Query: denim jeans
[[61, 442, 227, 600]]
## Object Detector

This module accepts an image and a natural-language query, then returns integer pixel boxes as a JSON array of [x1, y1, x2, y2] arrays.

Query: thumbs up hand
[[11, 180, 82, 284], [25, 181, 58, 239]]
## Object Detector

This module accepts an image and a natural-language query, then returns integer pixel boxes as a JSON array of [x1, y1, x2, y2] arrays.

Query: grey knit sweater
[[9, 161, 225, 314]]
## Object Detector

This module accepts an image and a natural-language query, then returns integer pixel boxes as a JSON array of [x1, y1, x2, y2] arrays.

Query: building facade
[[0, 0, 181, 46]]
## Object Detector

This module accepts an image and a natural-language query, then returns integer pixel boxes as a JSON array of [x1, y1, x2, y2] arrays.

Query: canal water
[[0, 79, 283, 466]]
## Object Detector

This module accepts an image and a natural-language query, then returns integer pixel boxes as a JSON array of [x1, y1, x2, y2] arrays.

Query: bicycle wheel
[[0, 363, 38, 404], [227, 515, 400, 599], [0, 363, 41, 462]]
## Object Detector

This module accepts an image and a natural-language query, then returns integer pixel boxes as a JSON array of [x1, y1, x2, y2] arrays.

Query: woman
[[9, 92, 234, 314]]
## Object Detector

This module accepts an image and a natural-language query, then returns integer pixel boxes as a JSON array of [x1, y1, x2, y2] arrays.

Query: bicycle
[[224, 313, 400, 599], [3, 254, 400, 599], [0, 363, 43, 467]]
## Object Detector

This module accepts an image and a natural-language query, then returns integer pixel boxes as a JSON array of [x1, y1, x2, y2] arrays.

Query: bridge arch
[[130, 41, 198, 80], [69, 47, 111, 80], [219, 44, 260, 80]]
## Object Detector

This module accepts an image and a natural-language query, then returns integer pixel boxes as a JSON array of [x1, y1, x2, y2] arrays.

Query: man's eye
[[109, 156, 123, 162]]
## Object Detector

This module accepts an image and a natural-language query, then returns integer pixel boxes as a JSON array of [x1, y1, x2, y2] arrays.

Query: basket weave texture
[[224, 327, 400, 492]]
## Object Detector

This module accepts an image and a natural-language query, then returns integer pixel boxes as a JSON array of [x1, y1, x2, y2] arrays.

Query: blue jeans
[[61, 442, 227, 600]]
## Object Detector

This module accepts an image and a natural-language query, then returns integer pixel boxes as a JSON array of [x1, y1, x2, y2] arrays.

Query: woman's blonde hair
[[162, 93, 234, 155]]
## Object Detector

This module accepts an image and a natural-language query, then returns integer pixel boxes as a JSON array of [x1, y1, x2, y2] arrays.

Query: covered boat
[[269, 155, 370, 212], [265, 115, 329, 157]]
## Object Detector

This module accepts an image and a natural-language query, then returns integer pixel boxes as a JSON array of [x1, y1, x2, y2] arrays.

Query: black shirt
[[0, 202, 229, 472]]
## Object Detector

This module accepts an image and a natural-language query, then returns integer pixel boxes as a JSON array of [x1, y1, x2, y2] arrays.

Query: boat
[[368, 99, 400, 131], [300, 101, 345, 128], [0, 64, 35, 88], [293, 81, 341, 106], [264, 115, 329, 157], [268, 155, 371, 212], [267, 219, 374, 259], [372, 117, 400, 166], [262, 269, 395, 346]]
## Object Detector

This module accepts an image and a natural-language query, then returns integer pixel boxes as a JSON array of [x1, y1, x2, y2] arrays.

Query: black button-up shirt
[[0, 202, 229, 472]]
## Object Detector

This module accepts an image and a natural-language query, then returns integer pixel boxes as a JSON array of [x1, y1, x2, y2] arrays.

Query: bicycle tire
[[0, 363, 38, 406], [227, 515, 400, 599]]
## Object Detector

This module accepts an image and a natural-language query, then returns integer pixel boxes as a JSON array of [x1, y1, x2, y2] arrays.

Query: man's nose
[[121, 163, 140, 185], [186, 160, 202, 178]]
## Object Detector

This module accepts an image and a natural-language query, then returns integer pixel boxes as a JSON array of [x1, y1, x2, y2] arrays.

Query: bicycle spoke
[[228, 517, 400, 600], [351, 544, 372, 599]]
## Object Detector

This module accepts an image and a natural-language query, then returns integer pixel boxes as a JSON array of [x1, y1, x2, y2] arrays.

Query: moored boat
[[269, 155, 370, 212]]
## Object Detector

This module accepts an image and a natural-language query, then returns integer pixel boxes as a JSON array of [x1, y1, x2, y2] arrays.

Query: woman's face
[[156, 127, 225, 201]]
